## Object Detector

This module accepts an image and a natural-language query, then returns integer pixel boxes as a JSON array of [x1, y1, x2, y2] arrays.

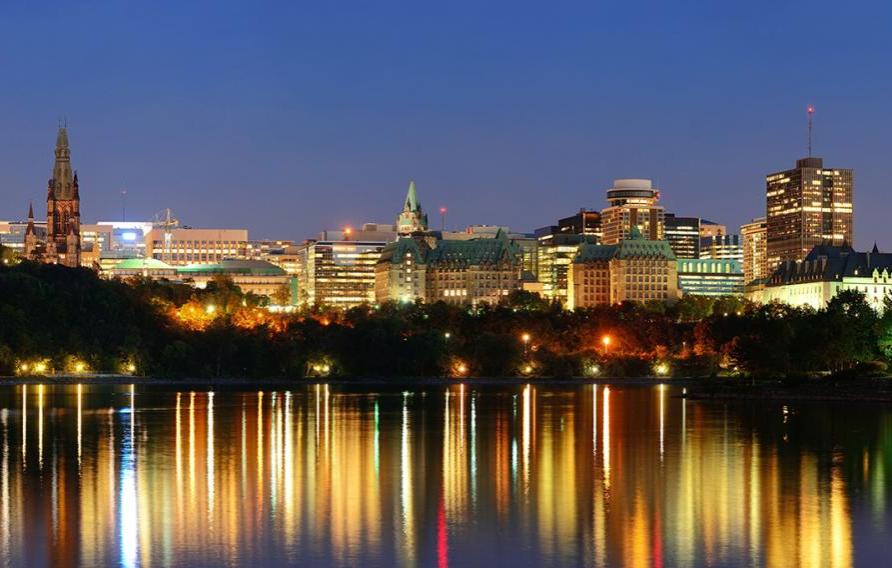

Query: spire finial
[[807, 104, 815, 157], [27, 202, 33, 219]]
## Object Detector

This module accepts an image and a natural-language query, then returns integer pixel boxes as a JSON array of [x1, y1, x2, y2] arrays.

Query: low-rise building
[[749, 244, 892, 312], [677, 259, 744, 296], [146, 227, 249, 266]]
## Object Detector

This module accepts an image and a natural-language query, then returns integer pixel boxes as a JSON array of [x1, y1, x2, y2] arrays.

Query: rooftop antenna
[[807, 104, 815, 157], [120, 188, 128, 222]]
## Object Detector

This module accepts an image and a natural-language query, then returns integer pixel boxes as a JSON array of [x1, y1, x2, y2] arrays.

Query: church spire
[[396, 180, 429, 235], [28, 202, 33, 220], [50, 125, 74, 200]]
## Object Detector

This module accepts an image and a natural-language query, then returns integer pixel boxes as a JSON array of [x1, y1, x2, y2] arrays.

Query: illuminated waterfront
[[0, 384, 889, 567]]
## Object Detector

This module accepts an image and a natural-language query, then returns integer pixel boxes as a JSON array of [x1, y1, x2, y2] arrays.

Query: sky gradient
[[1, 1, 890, 247]]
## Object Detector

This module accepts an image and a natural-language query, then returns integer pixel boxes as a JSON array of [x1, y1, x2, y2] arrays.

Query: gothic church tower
[[45, 126, 81, 267]]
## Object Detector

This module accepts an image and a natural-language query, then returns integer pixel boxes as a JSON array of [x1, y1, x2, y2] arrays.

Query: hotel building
[[600, 179, 665, 245], [766, 157, 853, 268]]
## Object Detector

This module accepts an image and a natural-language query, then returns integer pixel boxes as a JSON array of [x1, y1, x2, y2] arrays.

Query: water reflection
[[0, 383, 889, 567]]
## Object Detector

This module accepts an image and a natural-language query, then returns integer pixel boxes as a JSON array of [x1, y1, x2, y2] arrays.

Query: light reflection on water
[[0, 383, 889, 567]]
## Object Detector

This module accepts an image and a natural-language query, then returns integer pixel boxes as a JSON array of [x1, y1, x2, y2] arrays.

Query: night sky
[[1, 1, 890, 247]]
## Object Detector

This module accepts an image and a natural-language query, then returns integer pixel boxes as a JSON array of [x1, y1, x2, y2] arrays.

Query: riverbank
[[2, 374, 892, 402]]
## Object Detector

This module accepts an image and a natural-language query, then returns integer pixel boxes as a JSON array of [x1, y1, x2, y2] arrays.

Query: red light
[[440, 207, 447, 214]]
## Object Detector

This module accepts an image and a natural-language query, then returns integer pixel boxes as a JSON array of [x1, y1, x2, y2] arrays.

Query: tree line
[[1, 259, 890, 379]]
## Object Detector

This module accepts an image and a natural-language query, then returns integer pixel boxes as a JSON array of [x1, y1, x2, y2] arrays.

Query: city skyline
[[1, 1, 890, 247]]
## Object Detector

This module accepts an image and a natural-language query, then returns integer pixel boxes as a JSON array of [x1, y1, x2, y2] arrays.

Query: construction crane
[[152, 208, 179, 263]]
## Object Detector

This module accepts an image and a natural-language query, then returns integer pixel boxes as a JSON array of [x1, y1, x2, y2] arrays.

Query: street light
[[602, 335, 611, 348], [444, 332, 451, 340], [521, 333, 531, 355]]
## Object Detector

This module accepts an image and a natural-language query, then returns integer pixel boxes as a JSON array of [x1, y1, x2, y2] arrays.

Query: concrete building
[[376, 231, 522, 306], [295, 238, 388, 308], [568, 228, 679, 308], [750, 244, 892, 312], [700, 234, 743, 261], [664, 214, 701, 259], [145, 227, 249, 266], [766, 157, 853, 268], [741, 217, 768, 286], [600, 179, 665, 245], [677, 259, 744, 296], [699, 220, 727, 239]]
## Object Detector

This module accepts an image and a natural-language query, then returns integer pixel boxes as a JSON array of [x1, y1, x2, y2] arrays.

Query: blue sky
[[1, 1, 890, 247]]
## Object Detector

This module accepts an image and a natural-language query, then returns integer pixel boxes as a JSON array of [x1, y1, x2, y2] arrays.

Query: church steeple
[[396, 180, 429, 235], [51, 125, 75, 200]]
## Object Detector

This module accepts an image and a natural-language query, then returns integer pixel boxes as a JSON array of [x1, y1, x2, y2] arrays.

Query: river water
[[0, 383, 889, 567]]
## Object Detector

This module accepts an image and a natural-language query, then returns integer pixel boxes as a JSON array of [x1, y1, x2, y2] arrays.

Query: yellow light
[[523, 365, 533, 374], [19, 363, 28, 372], [654, 362, 669, 376], [75, 362, 85, 373], [35, 362, 47, 374], [206, 304, 216, 314], [602, 335, 611, 347], [444, 332, 451, 339], [456, 363, 467, 375], [588, 364, 600, 376], [126, 363, 137, 373], [521, 333, 531, 343], [321, 365, 330, 373]]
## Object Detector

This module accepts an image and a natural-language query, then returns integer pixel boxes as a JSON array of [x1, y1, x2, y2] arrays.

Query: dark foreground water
[[0, 383, 889, 567]]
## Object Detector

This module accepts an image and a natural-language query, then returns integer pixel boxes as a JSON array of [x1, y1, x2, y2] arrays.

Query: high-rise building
[[24, 127, 82, 266], [699, 234, 743, 261], [766, 157, 853, 268], [600, 179, 665, 245], [699, 220, 727, 239], [741, 217, 768, 285], [396, 181, 428, 235], [557, 209, 602, 241], [664, 214, 701, 259], [568, 227, 678, 308]]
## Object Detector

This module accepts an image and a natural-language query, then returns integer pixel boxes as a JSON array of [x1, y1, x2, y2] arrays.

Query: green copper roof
[[379, 237, 428, 264], [380, 235, 520, 266], [177, 259, 286, 276], [574, 232, 676, 263], [113, 258, 175, 270], [404, 180, 419, 211]]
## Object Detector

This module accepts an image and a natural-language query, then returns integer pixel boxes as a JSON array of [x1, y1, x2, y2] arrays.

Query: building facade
[[297, 238, 388, 308], [741, 217, 768, 286], [568, 228, 678, 308], [664, 214, 701, 259], [600, 179, 665, 245], [376, 232, 522, 306], [699, 234, 743, 261], [677, 259, 744, 296], [766, 157, 853, 268], [145, 227, 249, 265], [750, 244, 892, 312], [534, 230, 598, 303]]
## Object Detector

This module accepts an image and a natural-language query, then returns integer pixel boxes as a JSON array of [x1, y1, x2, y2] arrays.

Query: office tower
[[766, 157, 853, 267], [741, 217, 768, 285], [557, 209, 602, 241], [600, 179, 665, 245], [699, 220, 727, 239], [664, 214, 701, 259], [700, 234, 743, 261]]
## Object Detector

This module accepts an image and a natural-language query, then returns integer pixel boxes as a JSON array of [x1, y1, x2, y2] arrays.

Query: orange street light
[[602, 335, 611, 347]]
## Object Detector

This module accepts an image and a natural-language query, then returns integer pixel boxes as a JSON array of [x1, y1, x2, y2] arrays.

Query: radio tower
[[807, 104, 815, 157]]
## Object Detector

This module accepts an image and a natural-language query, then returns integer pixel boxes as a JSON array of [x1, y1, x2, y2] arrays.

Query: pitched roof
[[768, 244, 892, 285]]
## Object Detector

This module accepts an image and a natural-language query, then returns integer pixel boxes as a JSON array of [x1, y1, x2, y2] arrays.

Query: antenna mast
[[807, 105, 815, 157]]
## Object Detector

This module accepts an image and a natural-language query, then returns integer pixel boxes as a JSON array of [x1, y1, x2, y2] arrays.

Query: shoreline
[[1, 375, 890, 402]]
